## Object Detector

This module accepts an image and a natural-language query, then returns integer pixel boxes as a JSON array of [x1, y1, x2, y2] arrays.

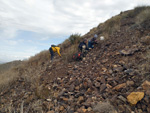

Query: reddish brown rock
[[142, 80, 150, 90], [113, 83, 126, 90], [100, 84, 107, 92]]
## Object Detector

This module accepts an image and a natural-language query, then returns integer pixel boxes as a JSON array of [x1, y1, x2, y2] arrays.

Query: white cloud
[[1, 0, 149, 36]]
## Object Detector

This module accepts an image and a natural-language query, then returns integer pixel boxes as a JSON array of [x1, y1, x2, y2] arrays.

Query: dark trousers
[[49, 47, 54, 60]]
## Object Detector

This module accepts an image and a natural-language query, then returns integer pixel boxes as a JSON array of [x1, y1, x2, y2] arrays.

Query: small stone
[[127, 92, 144, 105], [113, 66, 123, 72], [126, 81, 134, 86], [108, 69, 113, 74], [142, 80, 150, 90], [87, 88, 92, 94], [83, 81, 88, 89], [78, 96, 84, 103], [124, 69, 134, 75], [95, 82, 100, 88], [87, 107, 92, 111], [63, 97, 69, 101], [46, 99, 52, 102], [100, 76, 106, 84], [92, 96, 97, 101], [146, 89, 150, 96], [47, 110, 54, 113], [102, 67, 107, 72], [113, 83, 126, 90], [82, 108, 87, 112], [52, 83, 58, 89], [75, 86, 80, 90], [118, 95, 127, 103], [106, 84, 112, 89], [100, 84, 107, 92], [59, 106, 64, 111]]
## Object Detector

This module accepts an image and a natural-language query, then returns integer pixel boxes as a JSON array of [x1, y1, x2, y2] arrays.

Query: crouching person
[[49, 45, 61, 62], [78, 39, 89, 57], [88, 34, 98, 49]]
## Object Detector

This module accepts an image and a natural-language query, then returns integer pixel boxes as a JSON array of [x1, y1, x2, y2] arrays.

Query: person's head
[[94, 34, 98, 38], [83, 38, 87, 43]]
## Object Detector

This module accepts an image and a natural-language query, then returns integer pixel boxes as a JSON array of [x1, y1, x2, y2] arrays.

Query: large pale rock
[[142, 80, 150, 90], [93, 102, 117, 113], [127, 92, 144, 105]]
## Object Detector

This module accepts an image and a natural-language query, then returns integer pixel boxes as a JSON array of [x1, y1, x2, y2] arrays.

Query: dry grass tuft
[[62, 44, 78, 63], [0, 69, 20, 92], [102, 15, 121, 35], [27, 50, 50, 67], [135, 7, 150, 29]]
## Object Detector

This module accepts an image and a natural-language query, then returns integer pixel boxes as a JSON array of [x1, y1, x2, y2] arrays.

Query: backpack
[[72, 52, 83, 61], [51, 45, 57, 47]]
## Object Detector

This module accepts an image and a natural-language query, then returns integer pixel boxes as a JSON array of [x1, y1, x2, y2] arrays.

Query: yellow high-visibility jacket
[[51, 47, 61, 56]]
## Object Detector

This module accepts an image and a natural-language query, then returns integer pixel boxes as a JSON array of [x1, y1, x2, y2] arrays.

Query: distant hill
[[0, 61, 4, 64], [0, 60, 22, 74]]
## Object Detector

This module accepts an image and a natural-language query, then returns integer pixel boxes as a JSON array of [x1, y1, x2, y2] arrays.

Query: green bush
[[69, 33, 81, 44]]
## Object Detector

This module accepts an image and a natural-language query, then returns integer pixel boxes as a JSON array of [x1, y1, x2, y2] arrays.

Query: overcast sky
[[0, 0, 150, 62]]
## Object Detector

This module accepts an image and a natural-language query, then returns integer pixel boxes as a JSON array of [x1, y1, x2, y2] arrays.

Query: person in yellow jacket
[[49, 45, 61, 61]]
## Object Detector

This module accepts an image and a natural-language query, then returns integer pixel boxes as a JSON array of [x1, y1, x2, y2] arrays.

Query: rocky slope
[[0, 6, 150, 113]]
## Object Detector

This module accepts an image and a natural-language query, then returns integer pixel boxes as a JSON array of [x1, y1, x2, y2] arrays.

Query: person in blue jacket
[[88, 34, 98, 49]]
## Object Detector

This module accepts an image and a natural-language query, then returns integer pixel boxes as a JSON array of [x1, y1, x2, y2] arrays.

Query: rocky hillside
[[0, 6, 150, 113]]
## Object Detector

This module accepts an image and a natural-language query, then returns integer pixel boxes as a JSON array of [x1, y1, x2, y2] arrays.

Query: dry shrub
[[124, 6, 148, 18], [27, 50, 49, 67], [89, 27, 97, 35], [62, 44, 78, 63], [61, 39, 71, 50], [136, 7, 150, 29], [0, 68, 20, 92], [35, 83, 50, 99], [69, 33, 81, 44], [103, 15, 121, 35]]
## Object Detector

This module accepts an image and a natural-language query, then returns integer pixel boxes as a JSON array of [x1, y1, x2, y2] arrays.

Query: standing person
[[88, 34, 98, 49], [49, 45, 61, 61]]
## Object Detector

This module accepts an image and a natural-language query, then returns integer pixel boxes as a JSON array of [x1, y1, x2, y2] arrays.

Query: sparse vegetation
[[123, 6, 148, 19], [62, 44, 79, 63], [135, 6, 150, 29], [102, 15, 121, 34], [27, 50, 50, 66], [68, 33, 81, 44], [0, 68, 20, 92]]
